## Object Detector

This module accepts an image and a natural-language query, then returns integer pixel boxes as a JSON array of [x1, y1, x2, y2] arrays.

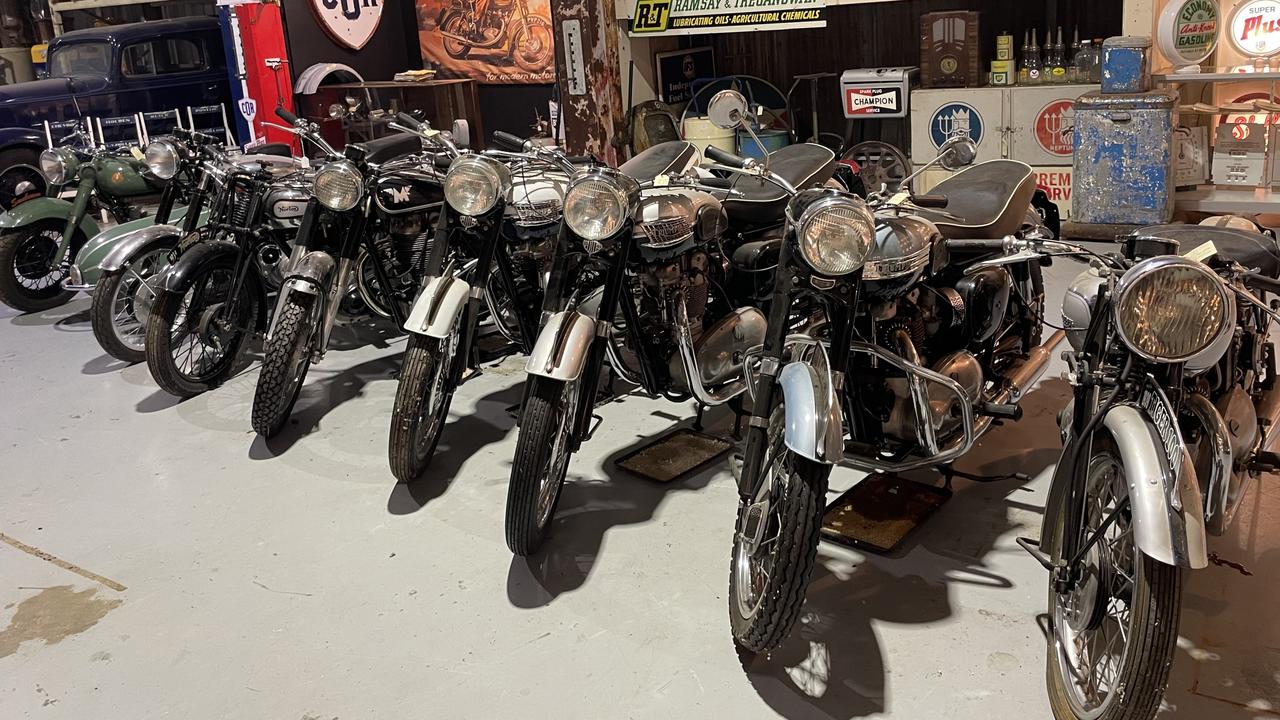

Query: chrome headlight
[[1114, 256, 1233, 364], [144, 139, 180, 180], [795, 194, 874, 276], [39, 148, 76, 185], [444, 155, 510, 216], [313, 160, 363, 211], [563, 169, 638, 242]]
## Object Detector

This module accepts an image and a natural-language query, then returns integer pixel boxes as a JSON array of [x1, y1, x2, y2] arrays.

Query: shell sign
[[1230, 0, 1280, 58]]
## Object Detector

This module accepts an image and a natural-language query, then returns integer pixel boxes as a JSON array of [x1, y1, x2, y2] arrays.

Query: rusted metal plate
[[552, 0, 625, 166]]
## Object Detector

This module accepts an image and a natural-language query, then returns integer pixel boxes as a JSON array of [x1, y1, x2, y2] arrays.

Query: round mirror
[[708, 90, 750, 130], [938, 134, 978, 171]]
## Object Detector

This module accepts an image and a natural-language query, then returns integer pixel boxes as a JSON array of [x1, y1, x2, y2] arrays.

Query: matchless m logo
[[383, 185, 412, 204]]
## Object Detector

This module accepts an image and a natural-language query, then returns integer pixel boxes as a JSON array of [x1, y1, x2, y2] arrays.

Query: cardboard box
[[1213, 123, 1266, 188], [920, 11, 980, 88]]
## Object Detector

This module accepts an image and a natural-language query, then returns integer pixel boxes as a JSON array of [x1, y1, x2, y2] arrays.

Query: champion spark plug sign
[[1230, 0, 1280, 58], [631, 0, 827, 36]]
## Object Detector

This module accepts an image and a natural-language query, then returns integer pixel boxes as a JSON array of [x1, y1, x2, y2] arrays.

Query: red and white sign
[[1230, 0, 1280, 58], [843, 87, 903, 117], [311, 0, 383, 51], [1233, 123, 1253, 140], [1036, 169, 1073, 209], [1035, 99, 1074, 156]]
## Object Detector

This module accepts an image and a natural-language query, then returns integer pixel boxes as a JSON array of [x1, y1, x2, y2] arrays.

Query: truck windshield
[[48, 42, 112, 77]]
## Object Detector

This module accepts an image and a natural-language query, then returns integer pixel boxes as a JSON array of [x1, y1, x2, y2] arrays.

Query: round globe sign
[[1230, 0, 1280, 59], [1158, 0, 1220, 66]]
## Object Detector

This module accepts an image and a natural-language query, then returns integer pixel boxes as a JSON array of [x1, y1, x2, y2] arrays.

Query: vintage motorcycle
[[503, 124, 843, 555], [250, 109, 454, 438], [388, 126, 584, 482], [1030, 224, 1280, 719], [0, 122, 163, 312], [143, 137, 311, 397], [722, 88, 1059, 651], [437, 0, 553, 75]]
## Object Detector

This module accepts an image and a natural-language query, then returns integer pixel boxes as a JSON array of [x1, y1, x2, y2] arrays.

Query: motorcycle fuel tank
[[374, 168, 445, 215], [862, 214, 940, 299], [265, 185, 310, 227], [634, 190, 723, 262], [95, 156, 158, 196], [507, 169, 569, 228]]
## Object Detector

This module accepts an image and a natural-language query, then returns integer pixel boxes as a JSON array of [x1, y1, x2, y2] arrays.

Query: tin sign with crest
[[311, 0, 383, 51], [1230, 0, 1280, 58]]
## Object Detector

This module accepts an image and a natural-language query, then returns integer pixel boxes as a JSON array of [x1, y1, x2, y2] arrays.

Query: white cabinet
[[910, 84, 1094, 166]]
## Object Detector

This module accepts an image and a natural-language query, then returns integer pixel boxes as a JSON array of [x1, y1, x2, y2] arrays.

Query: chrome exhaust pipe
[[996, 330, 1065, 405]]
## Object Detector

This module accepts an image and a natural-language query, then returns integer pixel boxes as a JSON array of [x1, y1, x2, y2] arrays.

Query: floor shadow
[[82, 353, 133, 376], [387, 383, 525, 515], [8, 300, 90, 329], [505, 411, 733, 609]]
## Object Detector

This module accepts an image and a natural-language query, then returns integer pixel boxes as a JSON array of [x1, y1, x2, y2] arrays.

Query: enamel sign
[[630, 0, 827, 37], [929, 102, 984, 148], [312, 0, 383, 51], [1230, 0, 1280, 58]]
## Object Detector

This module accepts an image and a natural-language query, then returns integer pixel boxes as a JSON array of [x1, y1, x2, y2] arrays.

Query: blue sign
[[929, 102, 984, 148]]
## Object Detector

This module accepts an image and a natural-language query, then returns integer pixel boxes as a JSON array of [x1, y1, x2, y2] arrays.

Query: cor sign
[[1230, 0, 1280, 58]]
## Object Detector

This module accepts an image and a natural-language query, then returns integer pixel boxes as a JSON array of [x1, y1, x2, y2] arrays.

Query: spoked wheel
[[91, 244, 173, 362], [729, 404, 831, 653], [251, 293, 318, 437], [440, 13, 472, 59], [505, 374, 581, 555], [0, 220, 75, 312], [0, 149, 46, 211], [511, 17, 554, 74], [1046, 438, 1182, 720], [388, 331, 461, 483], [145, 261, 258, 397], [843, 141, 911, 194]]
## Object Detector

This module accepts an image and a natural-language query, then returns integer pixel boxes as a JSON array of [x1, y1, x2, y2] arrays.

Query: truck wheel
[[0, 148, 45, 211], [0, 220, 75, 313]]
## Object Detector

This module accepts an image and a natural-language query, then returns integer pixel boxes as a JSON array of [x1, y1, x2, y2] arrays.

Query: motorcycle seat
[[720, 143, 837, 226], [619, 141, 700, 181], [916, 160, 1037, 240], [351, 133, 423, 165], [1140, 224, 1280, 278]]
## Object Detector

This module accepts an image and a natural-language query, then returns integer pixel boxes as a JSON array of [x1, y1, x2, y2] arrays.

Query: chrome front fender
[[525, 310, 595, 381], [404, 275, 470, 338], [98, 224, 182, 274], [777, 358, 844, 465], [1102, 404, 1208, 569], [282, 250, 336, 296]]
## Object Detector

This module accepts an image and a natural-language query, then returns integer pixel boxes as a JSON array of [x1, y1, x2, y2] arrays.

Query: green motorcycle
[[0, 125, 164, 313]]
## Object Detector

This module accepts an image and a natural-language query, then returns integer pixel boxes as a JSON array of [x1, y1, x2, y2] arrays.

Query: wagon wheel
[[843, 140, 911, 194]]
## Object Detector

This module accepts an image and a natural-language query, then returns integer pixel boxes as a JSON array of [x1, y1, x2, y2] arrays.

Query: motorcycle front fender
[[525, 310, 595, 381], [404, 275, 470, 338], [97, 224, 183, 275], [158, 241, 240, 293], [282, 250, 336, 296], [0, 196, 101, 239], [777, 361, 844, 465]]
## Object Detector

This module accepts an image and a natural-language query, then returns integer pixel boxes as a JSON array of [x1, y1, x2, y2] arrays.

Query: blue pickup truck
[[0, 17, 233, 209]]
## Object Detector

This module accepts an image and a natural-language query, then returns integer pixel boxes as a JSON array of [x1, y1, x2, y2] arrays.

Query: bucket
[[682, 116, 736, 157], [738, 128, 790, 159]]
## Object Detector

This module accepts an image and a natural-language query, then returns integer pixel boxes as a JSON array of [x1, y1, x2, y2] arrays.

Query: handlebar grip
[[564, 155, 597, 165], [396, 112, 424, 130], [914, 194, 949, 208], [704, 145, 750, 169], [946, 239, 1008, 251], [700, 177, 734, 189], [434, 154, 453, 170], [275, 106, 299, 125], [492, 131, 528, 151], [1246, 272, 1280, 296]]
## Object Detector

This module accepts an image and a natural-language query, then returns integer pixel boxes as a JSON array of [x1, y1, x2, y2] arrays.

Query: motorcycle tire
[[91, 244, 173, 363], [510, 16, 554, 75], [505, 374, 580, 555], [440, 13, 471, 60], [0, 148, 46, 211], [0, 220, 76, 313], [251, 293, 316, 438], [1044, 439, 1182, 720], [388, 333, 459, 483], [729, 442, 830, 653], [145, 259, 257, 397]]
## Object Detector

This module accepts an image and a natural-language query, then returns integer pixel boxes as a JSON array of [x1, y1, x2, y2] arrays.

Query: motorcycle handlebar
[[704, 145, 751, 169], [699, 177, 734, 189], [564, 155, 596, 165], [946, 239, 1008, 251], [492, 131, 529, 151], [913, 194, 949, 208], [396, 112, 424, 131], [275, 106, 300, 125]]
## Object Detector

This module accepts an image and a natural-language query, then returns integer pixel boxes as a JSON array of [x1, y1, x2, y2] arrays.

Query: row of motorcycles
[[3, 90, 1276, 720]]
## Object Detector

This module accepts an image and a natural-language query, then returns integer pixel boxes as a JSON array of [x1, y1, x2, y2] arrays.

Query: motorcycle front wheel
[[0, 220, 75, 312], [388, 332, 461, 483], [440, 13, 471, 59], [729, 403, 830, 653], [1045, 438, 1182, 720], [251, 293, 317, 437], [91, 244, 173, 363], [505, 374, 581, 555], [144, 260, 258, 397], [510, 17, 554, 74]]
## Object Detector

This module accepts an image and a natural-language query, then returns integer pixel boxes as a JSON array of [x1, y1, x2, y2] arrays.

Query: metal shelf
[[1154, 70, 1280, 83], [1175, 187, 1280, 214]]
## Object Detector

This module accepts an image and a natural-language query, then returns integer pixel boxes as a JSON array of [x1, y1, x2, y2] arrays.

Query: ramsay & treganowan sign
[[630, 0, 827, 36]]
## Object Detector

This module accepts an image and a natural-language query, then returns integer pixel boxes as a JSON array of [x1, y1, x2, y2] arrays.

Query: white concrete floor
[[0, 256, 1276, 719]]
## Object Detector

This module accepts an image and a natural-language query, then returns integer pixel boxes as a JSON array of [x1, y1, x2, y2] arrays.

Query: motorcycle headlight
[[444, 155, 510, 216], [1114, 256, 1233, 363], [563, 170, 638, 242], [314, 160, 363, 211], [144, 139, 180, 180], [794, 195, 875, 276], [39, 148, 76, 185]]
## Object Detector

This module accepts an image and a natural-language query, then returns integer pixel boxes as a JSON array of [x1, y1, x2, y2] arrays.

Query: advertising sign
[[1035, 99, 1074, 157], [416, 0, 556, 84], [1157, 0, 1220, 66], [655, 47, 715, 105], [929, 101, 984, 148], [310, 0, 385, 51], [844, 87, 903, 117], [1230, 0, 1280, 58], [630, 0, 826, 37]]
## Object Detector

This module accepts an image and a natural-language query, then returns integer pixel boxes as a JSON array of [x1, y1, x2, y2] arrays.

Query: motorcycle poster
[[415, 0, 557, 84]]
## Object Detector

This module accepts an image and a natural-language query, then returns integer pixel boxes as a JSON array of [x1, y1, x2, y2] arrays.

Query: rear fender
[[98, 224, 183, 274], [404, 275, 470, 338], [525, 310, 595, 381]]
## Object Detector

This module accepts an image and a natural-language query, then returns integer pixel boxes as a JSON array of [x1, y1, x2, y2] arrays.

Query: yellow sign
[[31, 44, 48, 64], [632, 0, 673, 33]]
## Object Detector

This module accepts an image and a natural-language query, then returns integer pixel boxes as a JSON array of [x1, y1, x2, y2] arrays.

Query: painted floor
[[0, 256, 1276, 719]]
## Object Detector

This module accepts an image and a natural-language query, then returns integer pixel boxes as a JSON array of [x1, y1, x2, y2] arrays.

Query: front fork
[[568, 241, 634, 449], [56, 168, 97, 265]]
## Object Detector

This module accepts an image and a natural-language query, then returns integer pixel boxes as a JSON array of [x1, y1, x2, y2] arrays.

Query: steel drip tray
[[614, 428, 734, 483], [821, 474, 951, 554]]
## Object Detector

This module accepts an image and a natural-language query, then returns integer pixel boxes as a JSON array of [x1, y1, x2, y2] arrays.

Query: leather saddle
[[917, 160, 1038, 240], [619, 141, 701, 181], [717, 144, 837, 226]]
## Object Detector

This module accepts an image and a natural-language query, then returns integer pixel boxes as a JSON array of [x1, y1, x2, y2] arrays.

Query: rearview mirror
[[938, 133, 977, 171], [708, 90, 750, 130]]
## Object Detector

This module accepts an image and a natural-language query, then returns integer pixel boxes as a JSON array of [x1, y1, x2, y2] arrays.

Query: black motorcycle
[[144, 138, 312, 397], [437, 0, 553, 75], [250, 109, 454, 438]]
